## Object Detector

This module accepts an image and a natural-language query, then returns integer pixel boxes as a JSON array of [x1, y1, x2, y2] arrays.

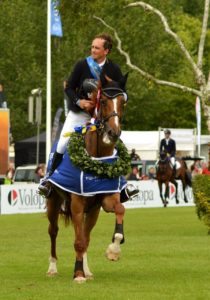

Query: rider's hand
[[79, 99, 95, 112], [166, 153, 170, 157]]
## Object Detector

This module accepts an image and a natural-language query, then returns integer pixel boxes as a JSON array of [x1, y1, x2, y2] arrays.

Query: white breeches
[[56, 110, 91, 154], [170, 157, 175, 166]]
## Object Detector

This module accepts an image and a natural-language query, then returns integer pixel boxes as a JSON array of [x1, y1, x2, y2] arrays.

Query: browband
[[101, 87, 126, 99]]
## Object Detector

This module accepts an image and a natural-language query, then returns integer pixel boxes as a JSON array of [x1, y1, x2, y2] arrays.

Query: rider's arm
[[171, 140, 176, 157], [65, 60, 85, 108]]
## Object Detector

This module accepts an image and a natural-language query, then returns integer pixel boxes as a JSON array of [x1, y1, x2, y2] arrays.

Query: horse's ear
[[119, 72, 129, 89], [100, 73, 112, 87], [100, 72, 107, 87]]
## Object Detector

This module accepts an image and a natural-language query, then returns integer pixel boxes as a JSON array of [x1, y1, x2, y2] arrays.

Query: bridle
[[95, 87, 126, 136]]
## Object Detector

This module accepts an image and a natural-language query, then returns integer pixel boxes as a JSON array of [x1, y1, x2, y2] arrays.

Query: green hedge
[[193, 175, 210, 234]]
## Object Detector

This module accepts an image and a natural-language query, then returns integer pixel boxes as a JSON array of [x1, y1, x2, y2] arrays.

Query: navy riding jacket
[[65, 59, 123, 113], [159, 138, 176, 157]]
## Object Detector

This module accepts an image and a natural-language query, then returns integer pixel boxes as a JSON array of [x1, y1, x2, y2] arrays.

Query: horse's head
[[96, 73, 128, 144], [159, 151, 168, 162]]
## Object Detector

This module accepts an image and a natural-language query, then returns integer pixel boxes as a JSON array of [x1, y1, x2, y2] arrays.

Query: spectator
[[201, 162, 210, 175], [34, 164, 45, 183], [0, 82, 7, 108], [4, 164, 15, 184], [148, 166, 156, 180], [127, 167, 140, 181], [191, 160, 202, 177], [130, 149, 140, 161]]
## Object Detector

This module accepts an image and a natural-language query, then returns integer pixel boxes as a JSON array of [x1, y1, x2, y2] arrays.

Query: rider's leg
[[170, 156, 176, 175], [38, 111, 90, 196], [49, 111, 91, 176]]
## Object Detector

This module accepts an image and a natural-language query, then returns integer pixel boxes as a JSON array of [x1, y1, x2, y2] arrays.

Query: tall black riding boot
[[120, 184, 139, 203], [173, 165, 176, 177], [48, 151, 63, 176]]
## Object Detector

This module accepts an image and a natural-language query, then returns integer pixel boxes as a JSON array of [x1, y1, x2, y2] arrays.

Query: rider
[[159, 129, 176, 174], [39, 33, 139, 200]]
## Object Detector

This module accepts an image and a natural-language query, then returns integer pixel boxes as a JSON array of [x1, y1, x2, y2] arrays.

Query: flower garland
[[67, 132, 131, 178]]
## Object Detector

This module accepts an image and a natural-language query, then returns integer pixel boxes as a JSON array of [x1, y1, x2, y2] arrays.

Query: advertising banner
[[124, 180, 194, 208], [0, 184, 46, 214], [0, 180, 194, 214]]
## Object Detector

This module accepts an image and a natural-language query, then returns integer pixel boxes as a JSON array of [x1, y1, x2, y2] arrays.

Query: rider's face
[[91, 38, 109, 63], [165, 133, 170, 139]]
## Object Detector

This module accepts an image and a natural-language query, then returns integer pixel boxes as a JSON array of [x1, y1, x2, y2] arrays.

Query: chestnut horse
[[156, 152, 192, 207], [44, 74, 129, 283]]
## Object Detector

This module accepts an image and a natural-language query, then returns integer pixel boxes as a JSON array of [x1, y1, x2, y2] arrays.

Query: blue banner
[[51, 0, 63, 37]]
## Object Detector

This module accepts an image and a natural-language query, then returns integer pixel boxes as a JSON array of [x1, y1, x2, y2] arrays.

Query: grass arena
[[1, 206, 210, 300]]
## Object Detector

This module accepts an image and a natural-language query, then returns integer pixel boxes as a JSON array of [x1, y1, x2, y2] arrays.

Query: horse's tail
[[185, 169, 192, 187], [181, 159, 192, 187]]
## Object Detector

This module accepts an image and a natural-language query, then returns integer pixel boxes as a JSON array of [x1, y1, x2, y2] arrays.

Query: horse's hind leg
[[71, 194, 87, 283], [182, 180, 188, 203], [172, 180, 179, 204], [46, 193, 62, 276]]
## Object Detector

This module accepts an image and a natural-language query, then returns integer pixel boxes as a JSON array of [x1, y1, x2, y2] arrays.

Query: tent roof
[[16, 132, 46, 144], [121, 129, 197, 151]]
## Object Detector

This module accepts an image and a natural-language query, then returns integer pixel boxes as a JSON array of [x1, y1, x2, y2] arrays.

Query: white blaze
[[113, 98, 119, 127]]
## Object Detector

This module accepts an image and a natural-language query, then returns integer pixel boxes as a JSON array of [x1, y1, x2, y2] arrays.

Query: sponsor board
[[124, 180, 194, 208], [0, 184, 46, 214], [0, 180, 194, 214]]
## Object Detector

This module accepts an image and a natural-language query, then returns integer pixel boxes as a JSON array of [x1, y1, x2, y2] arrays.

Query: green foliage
[[67, 132, 131, 178], [193, 175, 210, 234]]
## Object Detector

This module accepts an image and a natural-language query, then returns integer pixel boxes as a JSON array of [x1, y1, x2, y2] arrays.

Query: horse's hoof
[[106, 251, 120, 261], [105, 244, 120, 261], [46, 270, 58, 277], [85, 274, 94, 280], [84, 270, 94, 280], [73, 276, 87, 283]]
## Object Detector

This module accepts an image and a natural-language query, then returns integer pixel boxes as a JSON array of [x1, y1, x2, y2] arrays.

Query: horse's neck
[[85, 131, 115, 157]]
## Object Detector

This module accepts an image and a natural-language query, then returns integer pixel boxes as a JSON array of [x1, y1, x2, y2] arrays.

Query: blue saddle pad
[[48, 143, 127, 196]]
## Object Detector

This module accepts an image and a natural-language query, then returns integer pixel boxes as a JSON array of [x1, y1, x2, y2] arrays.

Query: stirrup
[[125, 184, 139, 199], [38, 185, 52, 198]]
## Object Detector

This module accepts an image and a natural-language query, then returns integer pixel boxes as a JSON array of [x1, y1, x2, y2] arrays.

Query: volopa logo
[[8, 190, 18, 206]]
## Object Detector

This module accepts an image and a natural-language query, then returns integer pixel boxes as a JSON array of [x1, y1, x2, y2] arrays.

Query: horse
[[43, 74, 129, 283], [156, 152, 192, 207]]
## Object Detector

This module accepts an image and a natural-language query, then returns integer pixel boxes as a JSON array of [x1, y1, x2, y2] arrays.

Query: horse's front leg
[[71, 194, 87, 283], [158, 181, 165, 207], [164, 182, 169, 207], [102, 193, 125, 261], [83, 203, 101, 279], [46, 192, 62, 276]]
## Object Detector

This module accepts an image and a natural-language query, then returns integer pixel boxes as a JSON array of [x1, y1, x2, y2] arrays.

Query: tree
[[94, 0, 210, 131]]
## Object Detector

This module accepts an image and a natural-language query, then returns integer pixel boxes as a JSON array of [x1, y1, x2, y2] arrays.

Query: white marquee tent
[[121, 128, 201, 160]]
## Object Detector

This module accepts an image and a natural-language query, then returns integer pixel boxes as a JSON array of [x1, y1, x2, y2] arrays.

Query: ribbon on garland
[[62, 121, 97, 137]]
